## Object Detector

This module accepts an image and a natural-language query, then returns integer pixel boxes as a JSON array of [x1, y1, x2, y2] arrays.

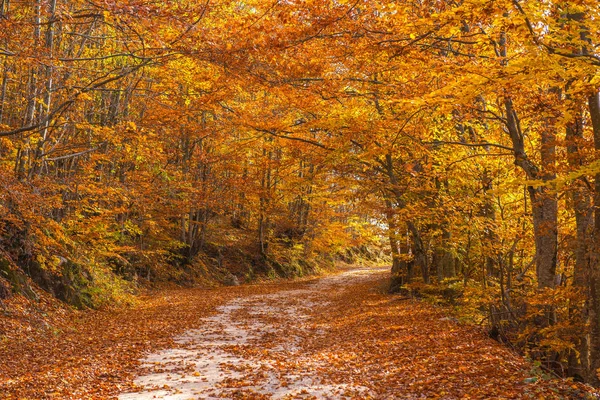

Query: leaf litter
[[2, 266, 599, 399]]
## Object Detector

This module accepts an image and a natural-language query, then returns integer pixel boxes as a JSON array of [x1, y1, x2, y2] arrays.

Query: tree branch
[[425, 140, 514, 152]]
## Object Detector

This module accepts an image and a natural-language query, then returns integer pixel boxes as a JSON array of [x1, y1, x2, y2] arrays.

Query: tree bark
[[0, 60, 7, 124], [588, 90, 600, 385], [381, 152, 428, 283], [504, 98, 558, 289], [436, 228, 455, 280], [565, 105, 592, 380], [385, 198, 404, 292]]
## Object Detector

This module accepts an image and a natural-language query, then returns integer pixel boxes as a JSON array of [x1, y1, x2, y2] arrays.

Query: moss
[[0, 255, 36, 299]]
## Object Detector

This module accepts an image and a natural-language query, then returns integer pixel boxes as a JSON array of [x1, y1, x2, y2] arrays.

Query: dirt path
[[119, 268, 380, 399], [118, 267, 594, 400]]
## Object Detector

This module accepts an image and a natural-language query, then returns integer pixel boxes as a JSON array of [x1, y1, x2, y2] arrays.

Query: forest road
[[119, 267, 385, 400], [118, 266, 587, 400]]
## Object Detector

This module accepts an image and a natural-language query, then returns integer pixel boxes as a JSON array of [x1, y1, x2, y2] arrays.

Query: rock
[[224, 274, 239, 286]]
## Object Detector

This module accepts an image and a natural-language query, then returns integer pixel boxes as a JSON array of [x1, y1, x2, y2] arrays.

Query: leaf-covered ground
[[1, 267, 598, 399]]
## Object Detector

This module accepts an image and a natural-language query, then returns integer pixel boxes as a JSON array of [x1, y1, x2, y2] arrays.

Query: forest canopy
[[1, 0, 600, 386]]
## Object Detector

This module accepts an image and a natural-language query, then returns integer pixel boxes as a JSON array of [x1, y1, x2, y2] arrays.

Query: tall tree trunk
[[35, 0, 57, 177], [499, 25, 557, 289], [24, 0, 42, 127], [588, 91, 600, 385], [0, 0, 8, 124], [566, 105, 592, 380], [504, 98, 558, 289]]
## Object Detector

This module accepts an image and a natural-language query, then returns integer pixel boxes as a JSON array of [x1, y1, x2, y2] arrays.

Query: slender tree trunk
[[565, 105, 592, 379], [0, 0, 8, 124], [25, 0, 42, 126], [35, 0, 57, 177], [480, 168, 498, 278], [566, 111, 592, 287], [385, 198, 405, 291], [436, 228, 455, 280], [0, 59, 7, 124], [258, 147, 272, 256]]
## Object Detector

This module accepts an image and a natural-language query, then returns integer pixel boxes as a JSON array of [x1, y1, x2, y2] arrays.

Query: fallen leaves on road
[[1, 267, 599, 399], [0, 281, 293, 399]]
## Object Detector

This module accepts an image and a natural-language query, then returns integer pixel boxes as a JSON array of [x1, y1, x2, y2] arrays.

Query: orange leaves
[[1, 0, 600, 391], [1, 268, 590, 399]]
